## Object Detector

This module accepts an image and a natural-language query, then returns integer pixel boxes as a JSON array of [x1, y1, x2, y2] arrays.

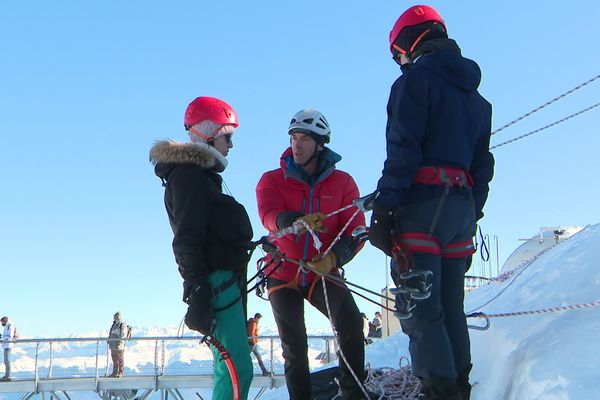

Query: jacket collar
[[150, 140, 228, 172]]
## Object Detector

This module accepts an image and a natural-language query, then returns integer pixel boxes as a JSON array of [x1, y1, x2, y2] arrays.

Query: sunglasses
[[219, 134, 233, 144]]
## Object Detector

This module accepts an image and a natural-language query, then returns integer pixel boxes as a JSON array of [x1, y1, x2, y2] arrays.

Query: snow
[[4, 224, 600, 399], [261, 223, 600, 399]]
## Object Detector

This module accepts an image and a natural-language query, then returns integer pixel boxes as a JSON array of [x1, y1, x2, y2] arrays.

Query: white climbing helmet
[[288, 109, 331, 144]]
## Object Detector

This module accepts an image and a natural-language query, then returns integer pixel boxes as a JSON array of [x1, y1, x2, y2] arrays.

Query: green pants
[[208, 270, 253, 400]]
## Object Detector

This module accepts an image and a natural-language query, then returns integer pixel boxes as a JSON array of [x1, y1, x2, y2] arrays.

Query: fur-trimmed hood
[[149, 140, 228, 173]]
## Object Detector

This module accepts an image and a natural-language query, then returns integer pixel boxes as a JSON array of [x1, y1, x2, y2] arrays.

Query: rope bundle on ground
[[363, 359, 422, 399]]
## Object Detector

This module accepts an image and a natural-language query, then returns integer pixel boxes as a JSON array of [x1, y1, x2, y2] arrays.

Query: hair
[[254, 313, 263, 319], [188, 121, 234, 143], [395, 21, 448, 57]]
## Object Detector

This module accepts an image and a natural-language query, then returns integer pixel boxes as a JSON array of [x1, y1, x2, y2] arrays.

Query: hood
[[409, 38, 482, 92], [149, 140, 228, 179]]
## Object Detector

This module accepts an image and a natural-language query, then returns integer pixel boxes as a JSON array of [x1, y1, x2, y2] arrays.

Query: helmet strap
[[300, 148, 318, 168], [189, 126, 217, 147], [409, 28, 431, 54], [189, 125, 211, 142], [299, 144, 323, 174], [393, 27, 432, 63]]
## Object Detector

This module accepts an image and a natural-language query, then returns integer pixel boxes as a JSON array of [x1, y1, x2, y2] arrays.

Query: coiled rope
[[363, 359, 422, 400]]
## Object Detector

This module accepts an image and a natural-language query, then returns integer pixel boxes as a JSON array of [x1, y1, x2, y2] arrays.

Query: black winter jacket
[[150, 140, 253, 285], [376, 39, 494, 220]]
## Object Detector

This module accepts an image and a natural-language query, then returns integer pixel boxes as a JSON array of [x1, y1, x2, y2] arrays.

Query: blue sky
[[1, 1, 599, 337]]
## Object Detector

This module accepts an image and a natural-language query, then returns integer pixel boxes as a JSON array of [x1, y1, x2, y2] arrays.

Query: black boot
[[456, 364, 473, 400], [418, 376, 461, 399]]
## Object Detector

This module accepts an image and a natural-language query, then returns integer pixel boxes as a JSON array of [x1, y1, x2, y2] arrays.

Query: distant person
[[360, 313, 371, 345], [1, 317, 16, 382], [368, 5, 494, 399], [108, 312, 128, 378], [247, 313, 269, 375], [150, 96, 253, 399], [370, 312, 382, 338]]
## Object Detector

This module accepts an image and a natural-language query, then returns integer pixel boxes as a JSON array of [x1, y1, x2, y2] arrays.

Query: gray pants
[[3, 349, 11, 378], [249, 344, 268, 374]]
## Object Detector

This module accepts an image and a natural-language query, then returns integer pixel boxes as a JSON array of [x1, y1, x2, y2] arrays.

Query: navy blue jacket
[[376, 39, 494, 220]]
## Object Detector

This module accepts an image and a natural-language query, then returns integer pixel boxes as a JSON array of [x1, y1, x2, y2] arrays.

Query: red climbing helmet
[[184, 96, 239, 130], [389, 5, 446, 54]]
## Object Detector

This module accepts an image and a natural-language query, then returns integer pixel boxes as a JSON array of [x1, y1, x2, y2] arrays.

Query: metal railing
[[4, 335, 338, 384]]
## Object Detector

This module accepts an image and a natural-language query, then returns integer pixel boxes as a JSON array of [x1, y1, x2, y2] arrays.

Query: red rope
[[203, 335, 241, 400]]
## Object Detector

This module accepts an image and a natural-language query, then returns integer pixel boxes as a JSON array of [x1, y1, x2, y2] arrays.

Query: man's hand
[[369, 209, 394, 256], [294, 212, 327, 234], [307, 252, 337, 275], [183, 283, 214, 335]]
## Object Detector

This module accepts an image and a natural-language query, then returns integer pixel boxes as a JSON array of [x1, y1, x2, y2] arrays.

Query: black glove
[[369, 208, 394, 256], [184, 283, 214, 335]]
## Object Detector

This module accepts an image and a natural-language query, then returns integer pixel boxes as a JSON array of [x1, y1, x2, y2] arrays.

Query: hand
[[184, 284, 214, 335], [307, 252, 337, 275], [294, 212, 327, 234], [369, 209, 394, 256]]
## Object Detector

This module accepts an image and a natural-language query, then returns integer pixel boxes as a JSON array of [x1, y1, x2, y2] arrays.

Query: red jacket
[[247, 318, 259, 346], [256, 147, 365, 285]]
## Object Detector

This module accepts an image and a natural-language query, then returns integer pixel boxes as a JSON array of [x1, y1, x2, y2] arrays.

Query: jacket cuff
[[276, 211, 305, 229], [331, 236, 360, 267]]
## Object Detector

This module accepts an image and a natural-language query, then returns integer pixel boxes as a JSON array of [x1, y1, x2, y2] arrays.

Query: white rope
[[322, 277, 371, 399], [363, 359, 422, 399]]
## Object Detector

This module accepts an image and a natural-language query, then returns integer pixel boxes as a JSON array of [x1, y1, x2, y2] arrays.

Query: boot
[[419, 376, 461, 400], [456, 364, 473, 400]]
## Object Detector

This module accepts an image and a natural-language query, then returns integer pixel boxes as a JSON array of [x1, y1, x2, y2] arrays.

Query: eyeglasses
[[223, 134, 233, 144]]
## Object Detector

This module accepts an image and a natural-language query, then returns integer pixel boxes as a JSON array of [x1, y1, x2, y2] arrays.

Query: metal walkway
[[0, 374, 286, 399], [0, 335, 337, 399]]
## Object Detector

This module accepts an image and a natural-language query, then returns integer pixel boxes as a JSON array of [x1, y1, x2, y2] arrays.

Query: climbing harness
[[389, 166, 476, 319]]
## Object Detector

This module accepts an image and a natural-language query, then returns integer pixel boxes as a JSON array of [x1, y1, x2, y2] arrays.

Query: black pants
[[394, 188, 475, 381], [268, 277, 366, 400]]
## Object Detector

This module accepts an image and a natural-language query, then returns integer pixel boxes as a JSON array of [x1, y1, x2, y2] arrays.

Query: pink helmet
[[389, 5, 446, 54], [184, 97, 239, 130]]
